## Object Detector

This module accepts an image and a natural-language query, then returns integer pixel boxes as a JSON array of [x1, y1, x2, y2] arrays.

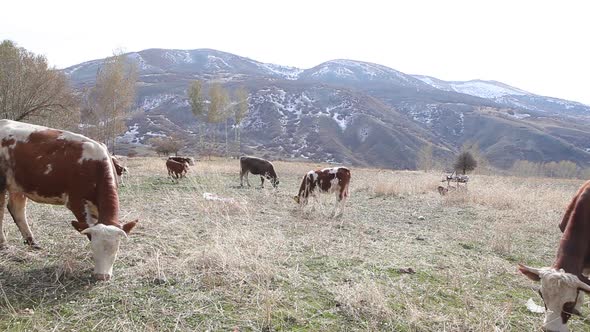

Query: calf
[[239, 156, 279, 188], [0, 120, 137, 281], [293, 167, 351, 215], [166, 159, 189, 179], [168, 156, 194, 166], [519, 180, 590, 332]]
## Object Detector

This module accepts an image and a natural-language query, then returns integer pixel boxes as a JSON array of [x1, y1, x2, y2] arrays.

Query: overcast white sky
[[1, 0, 589, 104]]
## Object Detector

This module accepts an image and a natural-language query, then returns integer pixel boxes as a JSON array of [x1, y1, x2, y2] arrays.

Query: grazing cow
[[111, 156, 128, 185], [239, 156, 279, 188], [168, 156, 195, 166], [166, 159, 189, 179], [437, 185, 448, 196], [293, 167, 351, 215], [519, 180, 590, 332], [0, 120, 137, 281]]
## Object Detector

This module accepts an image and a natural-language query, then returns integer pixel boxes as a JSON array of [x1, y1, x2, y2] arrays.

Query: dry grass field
[[0, 157, 587, 331]]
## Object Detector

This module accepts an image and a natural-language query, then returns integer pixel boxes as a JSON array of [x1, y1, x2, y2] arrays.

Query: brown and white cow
[[111, 155, 128, 185], [0, 120, 137, 281], [293, 167, 351, 215], [166, 159, 189, 179], [168, 156, 195, 166], [519, 180, 590, 332], [240, 156, 279, 188]]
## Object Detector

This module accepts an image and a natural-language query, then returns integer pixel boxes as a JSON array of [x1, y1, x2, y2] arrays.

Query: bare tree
[[416, 143, 434, 171], [454, 151, 477, 175], [149, 136, 184, 156], [188, 80, 231, 158], [188, 80, 207, 154], [0, 40, 79, 127], [88, 51, 137, 154], [233, 87, 249, 156], [208, 83, 229, 156]]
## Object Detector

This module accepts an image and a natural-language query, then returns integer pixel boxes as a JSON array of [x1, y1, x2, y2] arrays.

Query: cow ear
[[518, 264, 542, 281], [577, 279, 590, 293], [71, 220, 89, 233], [122, 219, 138, 235]]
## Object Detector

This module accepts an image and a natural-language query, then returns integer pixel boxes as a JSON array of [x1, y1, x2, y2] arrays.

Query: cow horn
[[518, 264, 543, 275]]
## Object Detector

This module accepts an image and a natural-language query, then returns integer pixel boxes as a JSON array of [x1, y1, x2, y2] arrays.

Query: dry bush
[[371, 171, 441, 197]]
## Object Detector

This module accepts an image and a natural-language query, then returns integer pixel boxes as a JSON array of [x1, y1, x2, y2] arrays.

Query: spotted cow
[[519, 180, 590, 332], [0, 120, 137, 281], [111, 155, 128, 185], [293, 167, 351, 215]]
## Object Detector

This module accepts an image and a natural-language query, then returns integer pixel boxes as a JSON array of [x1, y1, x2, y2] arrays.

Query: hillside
[[65, 49, 590, 169]]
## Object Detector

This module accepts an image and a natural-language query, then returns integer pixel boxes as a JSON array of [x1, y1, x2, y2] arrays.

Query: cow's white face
[[82, 224, 127, 281], [519, 264, 590, 332]]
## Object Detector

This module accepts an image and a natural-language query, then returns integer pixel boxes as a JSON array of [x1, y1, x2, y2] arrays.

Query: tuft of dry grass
[[0, 158, 585, 331]]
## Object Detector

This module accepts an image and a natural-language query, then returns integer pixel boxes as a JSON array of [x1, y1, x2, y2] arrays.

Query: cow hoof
[[24, 238, 41, 250]]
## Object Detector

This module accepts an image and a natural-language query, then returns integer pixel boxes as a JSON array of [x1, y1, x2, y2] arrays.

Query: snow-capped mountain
[[299, 60, 432, 90], [64, 48, 590, 169], [413, 75, 590, 118]]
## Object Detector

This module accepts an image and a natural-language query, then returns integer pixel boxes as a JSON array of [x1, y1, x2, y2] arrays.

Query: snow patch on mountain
[[164, 50, 194, 64], [449, 81, 528, 98], [414, 76, 529, 99], [118, 123, 143, 144], [140, 94, 188, 111], [127, 53, 159, 71], [257, 62, 303, 80], [206, 55, 232, 70]]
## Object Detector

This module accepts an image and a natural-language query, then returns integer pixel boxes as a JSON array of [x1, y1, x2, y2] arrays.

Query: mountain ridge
[[64, 48, 590, 169]]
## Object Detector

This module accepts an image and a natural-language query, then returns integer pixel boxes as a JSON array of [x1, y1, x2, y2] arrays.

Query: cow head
[[519, 264, 590, 332], [80, 220, 138, 281], [270, 177, 279, 188]]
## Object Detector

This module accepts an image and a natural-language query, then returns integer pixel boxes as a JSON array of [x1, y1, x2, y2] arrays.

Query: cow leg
[[260, 176, 265, 188], [335, 189, 347, 217], [7, 193, 40, 249], [0, 191, 7, 249], [245, 172, 251, 187], [239, 170, 245, 187]]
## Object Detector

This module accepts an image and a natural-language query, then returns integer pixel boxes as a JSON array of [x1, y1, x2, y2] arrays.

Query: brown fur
[[240, 156, 279, 188], [553, 180, 590, 280], [111, 156, 127, 177], [0, 121, 137, 248], [295, 167, 351, 205], [166, 159, 189, 179], [168, 156, 194, 166]]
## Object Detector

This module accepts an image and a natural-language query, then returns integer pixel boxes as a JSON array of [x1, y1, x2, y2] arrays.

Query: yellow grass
[[0, 157, 585, 331]]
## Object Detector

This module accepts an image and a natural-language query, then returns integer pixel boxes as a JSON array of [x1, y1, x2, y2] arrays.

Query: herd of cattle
[[0, 119, 588, 331], [0, 120, 350, 279]]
